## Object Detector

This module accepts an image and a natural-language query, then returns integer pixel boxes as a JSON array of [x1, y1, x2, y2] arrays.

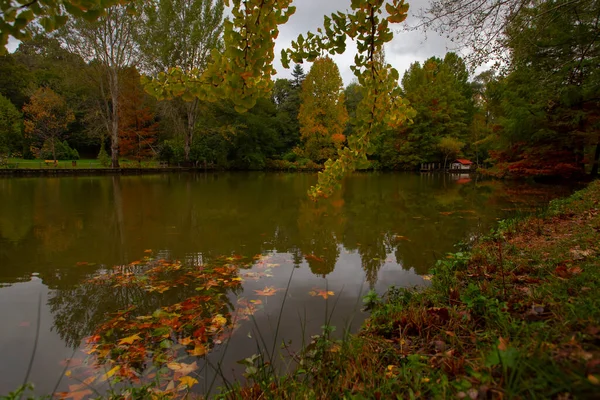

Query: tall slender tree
[[58, 4, 139, 167], [136, 0, 223, 163]]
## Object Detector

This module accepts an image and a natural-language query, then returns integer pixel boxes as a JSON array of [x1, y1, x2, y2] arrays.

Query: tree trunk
[[591, 141, 600, 177], [51, 138, 56, 163], [109, 68, 120, 168], [184, 99, 199, 163]]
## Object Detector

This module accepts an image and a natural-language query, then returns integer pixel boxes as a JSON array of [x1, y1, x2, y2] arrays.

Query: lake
[[0, 172, 571, 397]]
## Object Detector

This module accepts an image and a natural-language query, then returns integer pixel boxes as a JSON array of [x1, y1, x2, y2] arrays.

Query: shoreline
[[222, 180, 600, 398]]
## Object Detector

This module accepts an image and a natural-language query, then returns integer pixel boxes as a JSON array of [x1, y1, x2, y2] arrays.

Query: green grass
[[3, 158, 166, 169], [220, 180, 600, 399]]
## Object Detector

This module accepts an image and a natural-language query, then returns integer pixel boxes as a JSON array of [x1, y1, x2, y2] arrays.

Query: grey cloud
[[273, 0, 458, 86]]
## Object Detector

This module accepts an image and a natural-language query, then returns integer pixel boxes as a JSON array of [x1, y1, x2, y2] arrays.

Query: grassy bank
[[224, 181, 600, 399]]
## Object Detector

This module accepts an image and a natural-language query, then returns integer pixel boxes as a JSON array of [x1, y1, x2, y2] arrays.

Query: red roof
[[455, 159, 473, 165]]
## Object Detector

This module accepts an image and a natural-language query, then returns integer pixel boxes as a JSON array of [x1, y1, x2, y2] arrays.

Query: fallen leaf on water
[[67, 376, 96, 393], [167, 361, 198, 376], [178, 376, 198, 389], [118, 334, 141, 345], [212, 314, 227, 328], [250, 299, 262, 305], [421, 275, 432, 281], [179, 337, 193, 346], [19, 321, 30, 327], [99, 365, 120, 382], [255, 286, 280, 296], [144, 249, 153, 253], [57, 389, 92, 400], [188, 344, 207, 356], [75, 262, 88, 266], [309, 289, 335, 299]]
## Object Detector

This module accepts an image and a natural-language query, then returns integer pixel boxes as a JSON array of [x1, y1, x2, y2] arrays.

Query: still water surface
[[0, 172, 570, 396]]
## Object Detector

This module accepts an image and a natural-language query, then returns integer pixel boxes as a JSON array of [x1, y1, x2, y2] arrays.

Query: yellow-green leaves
[[282, 0, 414, 198], [143, 0, 295, 113], [0, 0, 123, 54]]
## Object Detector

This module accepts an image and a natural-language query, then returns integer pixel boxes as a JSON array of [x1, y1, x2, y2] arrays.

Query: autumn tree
[[22, 87, 74, 162], [4, 0, 414, 196], [136, 0, 223, 163], [298, 57, 349, 163], [118, 68, 158, 162]]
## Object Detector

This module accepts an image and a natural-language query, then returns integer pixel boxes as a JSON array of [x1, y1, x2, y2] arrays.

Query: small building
[[450, 159, 473, 171]]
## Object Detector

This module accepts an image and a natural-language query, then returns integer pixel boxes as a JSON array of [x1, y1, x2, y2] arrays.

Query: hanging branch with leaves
[[282, 0, 416, 198]]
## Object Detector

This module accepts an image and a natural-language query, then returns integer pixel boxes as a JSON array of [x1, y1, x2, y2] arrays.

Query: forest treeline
[[0, 0, 598, 178]]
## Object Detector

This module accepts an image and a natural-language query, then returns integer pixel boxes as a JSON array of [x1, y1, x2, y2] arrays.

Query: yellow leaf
[[99, 365, 120, 382], [65, 370, 72, 377], [178, 376, 198, 388], [119, 334, 141, 345], [212, 314, 227, 328], [188, 344, 207, 356], [167, 361, 198, 376], [589, 374, 599, 385], [179, 337, 193, 346]]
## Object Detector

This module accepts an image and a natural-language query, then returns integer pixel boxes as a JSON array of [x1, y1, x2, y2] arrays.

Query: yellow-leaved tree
[[298, 57, 348, 164], [22, 87, 74, 163]]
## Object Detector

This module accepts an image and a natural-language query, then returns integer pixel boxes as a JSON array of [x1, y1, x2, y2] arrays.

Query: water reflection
[[0, 173, 571, 396]]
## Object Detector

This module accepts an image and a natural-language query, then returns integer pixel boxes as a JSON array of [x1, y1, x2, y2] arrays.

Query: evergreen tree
[[0, 94, 22, 159]]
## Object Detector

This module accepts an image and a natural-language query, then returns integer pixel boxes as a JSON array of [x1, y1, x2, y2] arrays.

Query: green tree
[[344, 81, 364, 137], [0, 93, 22, 159], [0, 54, 31, 108], [486, 0, 600, 178], [272, 68, 303, 152], [375, 53, 473, 170], [22, 87, 74, 162], [137, 0, 223, 163], [298, 56, 349, 163]]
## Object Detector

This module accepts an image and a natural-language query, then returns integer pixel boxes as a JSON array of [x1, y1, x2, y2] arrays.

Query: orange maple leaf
[[254, 286, 280, 296], [309, 289, 335, 299]]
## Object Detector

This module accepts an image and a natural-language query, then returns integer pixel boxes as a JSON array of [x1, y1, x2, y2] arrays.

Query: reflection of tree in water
[[47, 260, 240, 350], [296, 193, 344, 276], [0, 173, 571, 287]]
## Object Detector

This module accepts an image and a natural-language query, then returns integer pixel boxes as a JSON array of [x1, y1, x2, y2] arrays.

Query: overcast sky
[[272, 0, 459, 86], [6, 0, 462, 86]]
